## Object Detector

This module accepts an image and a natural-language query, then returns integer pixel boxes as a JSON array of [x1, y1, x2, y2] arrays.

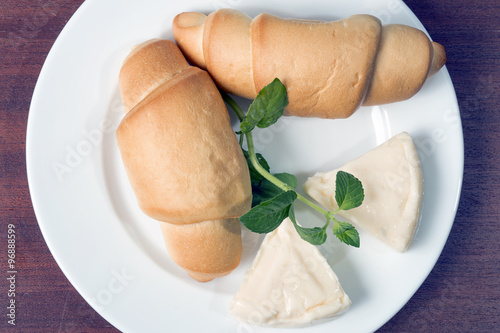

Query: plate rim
[[26, 0, 464, 332]]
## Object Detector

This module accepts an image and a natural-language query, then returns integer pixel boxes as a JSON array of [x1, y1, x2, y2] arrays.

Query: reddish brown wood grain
[[378, 1, 500, 332], [0, 0, 498, 332]]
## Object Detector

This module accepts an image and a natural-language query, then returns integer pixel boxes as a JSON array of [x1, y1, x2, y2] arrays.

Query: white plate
[[26, 0, 463, 332]]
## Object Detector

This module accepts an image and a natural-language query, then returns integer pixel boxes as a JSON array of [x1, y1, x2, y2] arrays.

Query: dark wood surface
[[1, 0, 498, 332]]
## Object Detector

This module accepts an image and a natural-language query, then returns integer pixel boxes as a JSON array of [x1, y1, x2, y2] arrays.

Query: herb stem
[[222, 92, 245, 122], [223, 92, 293, 193], [223, 92, 333, 219], [238, 133, 244, 147], [248, 131, 332, 218], [221, 80, 361, 247], [297, 194, 331, 216], [245, 131, 290, 192]]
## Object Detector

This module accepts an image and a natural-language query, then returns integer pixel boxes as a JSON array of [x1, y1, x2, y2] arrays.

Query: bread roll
[[116, 39, 252, 281], [160, 218, 242, 282], [173, 9, 447, 119]]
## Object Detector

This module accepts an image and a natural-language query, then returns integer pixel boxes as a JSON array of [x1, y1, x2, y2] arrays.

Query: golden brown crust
[[160, 218, 242, 282], [429, 42, 447, 77], [116, 39, 251, 280], [172, 12, 207, 70], [119, 39, 190, 113], [252, 13, 381, 119], [362, 24, 433, 106], [203, 9, 256, 99], [172, 10, 447, 119], [117, 66, 251, 224]]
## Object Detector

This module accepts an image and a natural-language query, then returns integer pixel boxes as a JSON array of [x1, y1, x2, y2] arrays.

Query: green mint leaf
[[335, 228, 360, 248], [252, 172, 297, 207], [225, 81, 363, 249], [288, 205, 327, 245], [240, 78, 288, 133], [332, 220, 360, 247], [243, 147, 297, 206], [242, 149, 270, 186], [335, 171, 364, 211], [274, 172, 297, 189], [252, 178, 283, 207], [332, 220, 355, 235], [240, 191, 297, 233], [296, 226, 328, 245], [242, 147, 297, 207]]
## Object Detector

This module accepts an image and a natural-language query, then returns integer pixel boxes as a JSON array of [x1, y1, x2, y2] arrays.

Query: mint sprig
[[240, 191, 297, 233], [288, 204, 327, 245], [240, 78, 288, 134], [336, 171, 365, 211], [222, 79, 364, 247]]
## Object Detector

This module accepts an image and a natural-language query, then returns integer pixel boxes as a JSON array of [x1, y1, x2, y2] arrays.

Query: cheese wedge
[[230, 218, 351, 327], [304, 132, 422, 252]]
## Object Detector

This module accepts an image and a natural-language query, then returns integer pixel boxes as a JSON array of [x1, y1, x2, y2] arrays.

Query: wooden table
[[1, 0, 498, 332]]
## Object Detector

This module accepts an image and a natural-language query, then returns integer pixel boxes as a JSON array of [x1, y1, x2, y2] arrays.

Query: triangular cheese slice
[[304, 132, 423, 252], [230, 218, 351, 327]]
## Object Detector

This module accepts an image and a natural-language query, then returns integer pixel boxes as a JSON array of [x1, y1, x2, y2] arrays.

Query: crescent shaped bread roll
[[160, 218, 242, 282], [173, 9, 447, 119], [116, 39, 252, 281]]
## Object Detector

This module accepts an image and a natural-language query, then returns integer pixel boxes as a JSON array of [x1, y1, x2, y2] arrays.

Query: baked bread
[[173, 9, 446, 119], [116, 39, 252, 281]]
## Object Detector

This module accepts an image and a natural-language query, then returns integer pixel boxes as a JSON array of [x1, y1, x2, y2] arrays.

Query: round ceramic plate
[[26, 0, 463, 332]]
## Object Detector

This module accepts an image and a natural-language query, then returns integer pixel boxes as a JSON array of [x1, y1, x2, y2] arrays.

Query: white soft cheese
[[304, 132, 423, 252], [230, 218, 351, 327]]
